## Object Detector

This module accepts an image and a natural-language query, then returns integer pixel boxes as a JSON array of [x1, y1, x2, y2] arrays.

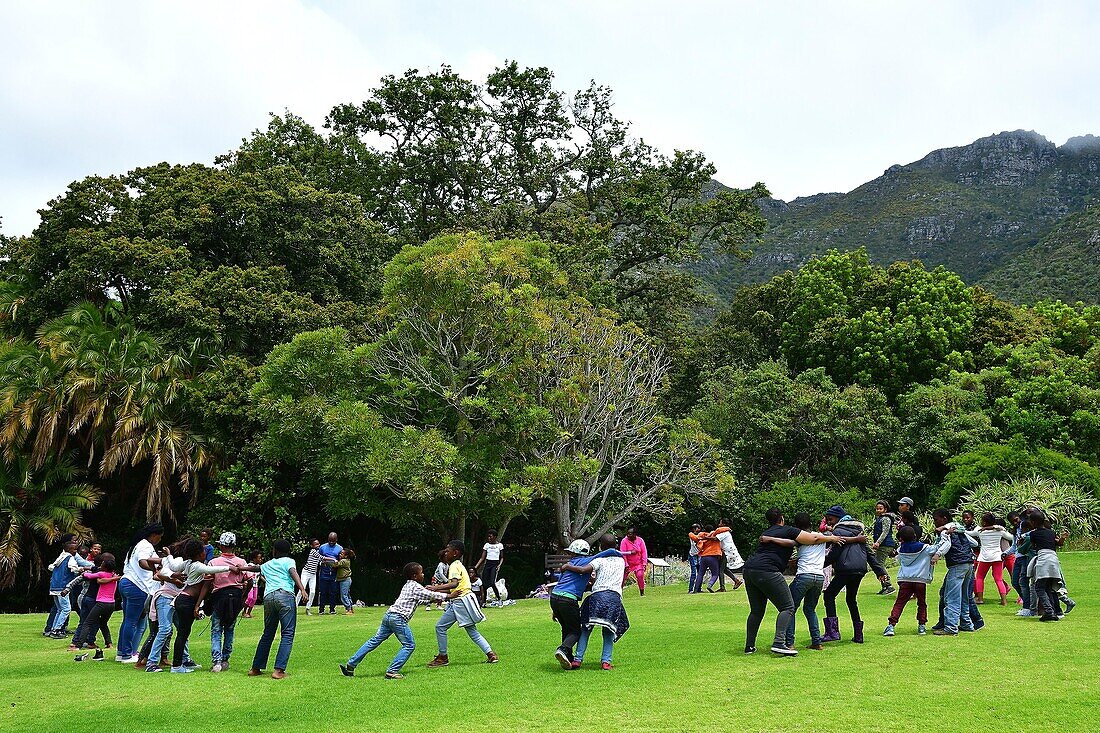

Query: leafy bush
[[940, 442, 1100, 508], [960, 476, 1100, 538], [734, 477, 877, 544]]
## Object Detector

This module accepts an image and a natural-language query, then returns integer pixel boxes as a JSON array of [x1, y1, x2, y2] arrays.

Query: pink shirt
[[83, 571, 119, 603], [620, 535, 648, 570], [210, 554, 248, 591]]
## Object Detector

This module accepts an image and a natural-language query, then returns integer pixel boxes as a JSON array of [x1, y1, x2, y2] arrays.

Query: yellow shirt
[[448, 560, 472, 597]]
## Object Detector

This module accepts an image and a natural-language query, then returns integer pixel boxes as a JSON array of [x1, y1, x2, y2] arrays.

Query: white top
[[795, 543, 827, 575], [471, 577, 483, 592], [966, 527, 1014, 563], [588, 555, 626, 595], [715, 530, 745, 569], [153, 555, 186, 600], [124, 539, 160, 594], [483, 543, 504, 561]]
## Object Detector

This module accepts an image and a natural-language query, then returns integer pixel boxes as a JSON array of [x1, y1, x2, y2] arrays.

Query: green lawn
[[3, 553, 1098, 733]]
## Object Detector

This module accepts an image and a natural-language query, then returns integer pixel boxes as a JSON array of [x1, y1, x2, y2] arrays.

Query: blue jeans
[[339, 579, 353, 610], [938, 564, 969, 633], [786, 573, 825, 646], [575, 626, 614, 664], [1011, 556, 1031, 608], [348, 611, 415, 674], [963, 568, 983, 630], [49, 594, 71, 632], [145, 595, 190, 671], [687, 555, 699, 592], [117, 578, 149, 657], [317, 576, 339, 612], [211, 613, 237, 664], [251, 590, 297, 672], [436, 603, 492, 655]]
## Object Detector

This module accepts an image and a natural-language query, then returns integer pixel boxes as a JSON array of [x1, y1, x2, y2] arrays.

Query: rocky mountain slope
[[697, 130, 1100, 303]]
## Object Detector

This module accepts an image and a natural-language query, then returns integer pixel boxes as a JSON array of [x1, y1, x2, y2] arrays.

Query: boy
[[340, 562, 458, 679], [930, 509, 979, 636], [427, 540, 499, 667], [208, 532, 260, 672], [562, 534, 628, 670], [550, 539, 628, 669], [883, 525, 951, 636], [46, 539, 94, 638], [871, 501, 898, 595]]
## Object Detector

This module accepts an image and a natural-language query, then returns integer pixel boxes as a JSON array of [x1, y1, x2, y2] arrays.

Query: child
[[299, 539, 321, 614], [170, 539, 242, 674], [72, 553, 120, 660], [871, 500, 898, 595], [883, 526, 950, 636], [334, 549, 354, 615], [565, 534, 628, 670], [686, 524, 702, 593], [249, 539, 310, 679], [930, 509, 980, 636], [1024, 511, 1076, 621], [469, 567, 483, 596], [340, 562, 457, 679], [784, 513, 832, 650], [46, 539, 93, 638], [822, 506, 885, 644], [243, 550, 263, 619], [427, 550, 449, 611], [967, 513, 1014, 605], [209, 532, 259, 672], [427, 540, 498, 667]]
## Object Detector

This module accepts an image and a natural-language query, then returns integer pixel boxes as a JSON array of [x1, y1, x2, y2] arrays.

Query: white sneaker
[[882, 624, 895, 637], [1016, 609, 1035, 617], [211, 663, 223, 673], [116, 655, 138, 663]]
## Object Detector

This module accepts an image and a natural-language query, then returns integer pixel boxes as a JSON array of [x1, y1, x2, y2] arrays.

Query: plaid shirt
[[390, 580, 447, 620]]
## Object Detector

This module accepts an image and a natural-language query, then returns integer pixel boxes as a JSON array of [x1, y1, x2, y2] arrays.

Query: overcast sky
[[2, 0, 1098, 236]]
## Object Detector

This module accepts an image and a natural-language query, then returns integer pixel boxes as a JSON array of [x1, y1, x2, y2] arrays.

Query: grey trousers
[[744, 568, 795, 649]]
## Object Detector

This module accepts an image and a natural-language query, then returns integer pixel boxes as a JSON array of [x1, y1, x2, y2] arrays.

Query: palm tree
[[0, 454, 101, 589]]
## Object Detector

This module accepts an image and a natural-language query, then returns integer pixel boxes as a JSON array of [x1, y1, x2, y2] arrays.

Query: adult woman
[[250, 539, 309, 679], [821, 506, 885, 644], [742, 508, 846, 656], [689, 525, 722, 593], [619, 527, 648, 596], [116, 523, 164, 663], [475, 531, 505, 605]]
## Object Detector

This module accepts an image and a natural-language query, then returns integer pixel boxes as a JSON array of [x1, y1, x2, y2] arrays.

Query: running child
[[339, 562, 458, 679], [427, 540, 498, 667]]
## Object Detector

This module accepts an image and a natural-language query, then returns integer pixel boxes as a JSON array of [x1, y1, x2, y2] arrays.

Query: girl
[[72, 554, 120, 660], [170, 538, 246, 674], [243, 550, 263, 619], [967, 513, 1014, 604], [565, 534, 629, 670], [1024, 511, 1076, 621], [334, 549, 355, 615], [143, 539, 191, 673], [686, 524, 702, 593], [249, 539, 310, 679], [429, 550, 449, 611], [821, 506, 886, 644], [299, 539, 321, 614]]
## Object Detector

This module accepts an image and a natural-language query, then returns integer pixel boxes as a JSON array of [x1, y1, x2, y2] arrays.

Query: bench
[[544, 553, 571, 571]]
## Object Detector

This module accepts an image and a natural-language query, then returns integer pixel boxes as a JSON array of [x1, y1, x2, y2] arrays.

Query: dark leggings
[[823, 573, 864, 623], [692, 556, 721, 592], [73, 601, 113, 647], [172, 594, 199, 668], [482, 561, 502, 601], [744, 568, 795, 648], [549, 594, 582, 657]]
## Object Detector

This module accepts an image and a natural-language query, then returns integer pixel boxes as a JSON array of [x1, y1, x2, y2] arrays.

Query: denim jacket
[[48, 552, 93, 593], [895, 535, 952, 585]]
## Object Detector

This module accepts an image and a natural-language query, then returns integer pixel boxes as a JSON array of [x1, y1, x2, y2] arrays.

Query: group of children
[[737, 501, 1078, 656]]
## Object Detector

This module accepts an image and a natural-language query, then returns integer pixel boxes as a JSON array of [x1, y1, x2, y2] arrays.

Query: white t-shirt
[[588, 555, 626, 595], [795, 543, 827, 576], [124, 539, 159, 594], [715, 530, 745, 569], [483, 543, 503, 562]]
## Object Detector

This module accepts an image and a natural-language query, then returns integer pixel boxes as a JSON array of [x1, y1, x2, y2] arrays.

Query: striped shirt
[[303, 549, 321, 575], [389, 580, 447, 621]]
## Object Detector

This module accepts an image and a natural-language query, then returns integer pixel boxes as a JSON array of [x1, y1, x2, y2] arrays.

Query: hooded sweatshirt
[[895, 536, 952, 584], [825, 518, 886, 577]]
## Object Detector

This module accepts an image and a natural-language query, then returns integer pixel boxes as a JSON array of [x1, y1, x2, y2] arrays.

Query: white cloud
[[2, 0, 1099, 235]]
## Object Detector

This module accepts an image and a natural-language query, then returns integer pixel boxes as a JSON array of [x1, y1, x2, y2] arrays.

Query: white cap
[[898, 497, 914, 507], [218, 531, 237, 546], [566, 539, 590, 555]]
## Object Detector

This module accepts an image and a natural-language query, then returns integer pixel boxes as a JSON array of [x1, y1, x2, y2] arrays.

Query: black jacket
[[825, 520, 886, 577]]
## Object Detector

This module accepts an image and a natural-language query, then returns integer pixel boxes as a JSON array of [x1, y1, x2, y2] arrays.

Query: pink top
[[83, 571, 119, 603], [620, 535, 648, 570], [210, 554, 249, 591]]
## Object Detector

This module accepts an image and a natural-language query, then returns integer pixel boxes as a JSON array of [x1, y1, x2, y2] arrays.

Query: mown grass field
[[2, 553, 1097, 733]]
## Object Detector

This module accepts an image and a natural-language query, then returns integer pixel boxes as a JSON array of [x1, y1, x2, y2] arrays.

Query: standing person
[[209, 532, 254, 672], [742, 508, 846, 656], [690, 525, 723, 593], [882, 526, 951, 637], [686, 524, 702, 593], [249, 539, 310, 679], [1024, 511, 1075, 621], [71, 554, 120, 661], [967, 514, 1015, 605], [930, 509, 978, 636], [429, 550, 449, 611], [961, 511, 978, 532], [317, 533, 343, 616], [335, 549, 355, 615], [170, 539, 243, 674], [200, 529, 216, 563], [781, 513, 833, 650], [897, 498, 921, 539], [619, 527, 648, 597], [45, 539, 93, 638], [566, 534, 629, 670], [298, 539, 321, 614], [871, 501, 898, 595], [117, 523, 165, 663], [143, 541, 192, 673], [821, 506, 884, 644], [475, 531, 505, 606], [714, 519, 745, 590], [427, 540, 498, 667], [339, 562, 457, 679], [1010, 510, 1035, 615], [243, 550, 263, 619], [549, 539, 592, 668]]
